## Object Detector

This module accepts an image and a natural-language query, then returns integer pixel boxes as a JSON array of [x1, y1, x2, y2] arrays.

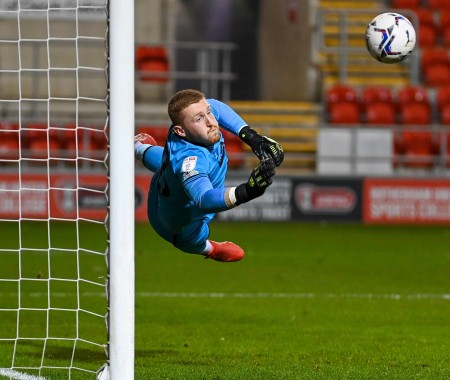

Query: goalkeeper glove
[[234, 158, 276, 205], [239, 126, 284, 167]]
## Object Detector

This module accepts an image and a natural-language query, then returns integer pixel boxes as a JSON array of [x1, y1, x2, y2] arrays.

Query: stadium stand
[[227, 101, 320, 172]]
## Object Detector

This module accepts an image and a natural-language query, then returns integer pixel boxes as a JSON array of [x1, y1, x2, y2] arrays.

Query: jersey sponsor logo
[[181, 156, 197, 173], [182, 170, 199, 181]]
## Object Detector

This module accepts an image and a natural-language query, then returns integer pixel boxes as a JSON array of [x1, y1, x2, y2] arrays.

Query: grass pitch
[[1, 221, 450, 379]]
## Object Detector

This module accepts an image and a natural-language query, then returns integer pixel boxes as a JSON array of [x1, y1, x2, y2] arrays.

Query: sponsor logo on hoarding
[[295, 183, 356, 214]]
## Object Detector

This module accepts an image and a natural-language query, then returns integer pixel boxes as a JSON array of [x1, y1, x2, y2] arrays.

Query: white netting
[[0, 1, 109, 379]]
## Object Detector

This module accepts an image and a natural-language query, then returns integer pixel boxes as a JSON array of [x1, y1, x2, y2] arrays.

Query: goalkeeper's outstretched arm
[[183, 158, 276, 213], [207, 99, 284, 167]]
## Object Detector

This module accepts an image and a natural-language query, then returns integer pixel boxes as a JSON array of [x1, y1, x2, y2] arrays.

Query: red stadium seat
[[400, 102, 431, 124], [326, 84, 359, 111], [446, 131, 450, 167], [362, 86, 396, 125], [221, 130, 245, 168], [428, 0, 450, 10], [421, 49, 450, 86], [439, 11, 450, 46], [397, 86, 433, 167], [437, 85, 450, 110], [329, 102, 360, 124], [440, 103, 450, 124], [415, 7, 436, 27], [398, 85, 430, 106], [137, 126, 168, 146], [365, 102, 396, 125], [399, 130, 437, 168], [418, 24, 438, 47], [391, 0, 421, 9], [421, 48, 450, 70], [440, 9, 450, 27], [326, 84, 360, 124], [398, 85, 431, 125], [62, 125, 107, 160], [442, 27, 450, 47], [136, 46, 169, 83], [362, 86, 394, 105], [0, 122, 20, 160], [22, 123, 61, 159], [424, 63, 450, 87]]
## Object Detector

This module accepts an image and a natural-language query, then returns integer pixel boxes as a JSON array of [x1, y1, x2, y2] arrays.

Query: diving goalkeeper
[[135, 89, 284, 262]]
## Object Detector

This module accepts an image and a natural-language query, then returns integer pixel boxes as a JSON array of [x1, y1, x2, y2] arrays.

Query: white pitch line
[[137, 292, 450, 300], [0, 292, 449, 300], [0, 369, 47, 380]]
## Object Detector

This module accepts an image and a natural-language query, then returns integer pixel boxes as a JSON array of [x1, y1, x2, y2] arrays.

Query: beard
[[207, 127, 220, 144]]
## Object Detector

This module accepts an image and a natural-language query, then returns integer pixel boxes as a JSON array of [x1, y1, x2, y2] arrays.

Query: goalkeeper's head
[[168, 89, 205, 125], [167, 89, 220, 146]]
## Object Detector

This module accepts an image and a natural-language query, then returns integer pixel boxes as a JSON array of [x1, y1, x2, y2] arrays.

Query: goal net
[[0, 1, 134, 379]]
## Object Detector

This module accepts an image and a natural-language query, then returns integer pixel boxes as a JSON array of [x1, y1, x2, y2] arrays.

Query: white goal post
[[108, 0, 135, 378], [0, 1, 135, 379]]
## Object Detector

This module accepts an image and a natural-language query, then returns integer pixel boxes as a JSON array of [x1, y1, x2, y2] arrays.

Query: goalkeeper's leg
[[147, 192, 244, 262], [167, 220, 244, 262]]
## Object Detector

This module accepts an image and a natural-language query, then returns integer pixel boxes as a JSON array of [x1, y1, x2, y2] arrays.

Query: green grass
[[1, 221, 450, 379]]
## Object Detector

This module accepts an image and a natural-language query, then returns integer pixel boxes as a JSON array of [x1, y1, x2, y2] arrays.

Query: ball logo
[[295, 184, 356, 214]]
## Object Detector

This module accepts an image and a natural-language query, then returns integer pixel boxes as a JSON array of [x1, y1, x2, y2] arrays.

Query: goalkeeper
[[135, 89, 284, 262]]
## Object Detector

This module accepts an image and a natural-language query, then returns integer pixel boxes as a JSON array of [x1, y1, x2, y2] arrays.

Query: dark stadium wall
[[176, 0, 260, 100], [258, 0, 317, 101]]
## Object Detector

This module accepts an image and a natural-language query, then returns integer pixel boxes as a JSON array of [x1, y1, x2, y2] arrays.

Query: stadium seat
[[437, 85, 450, 110], [424, 63, 450, 87], [365, 102, 396, 125], [362, 86, 396, 125], [23, 123, 61, 159], [221, 130, 245, 168], [401, 130, 437, 168], [326, 84, 360, 124], [439, 102, 450, 123], [62, 125, 106, 160], [135, 45, 169, 83], [397, 86, 434, 167], [446, 131, 450, 167], [421, 47, 450, 70], [443, 27, 450, 48], [440, 11, 450, 47], [391, 0, 421, 9], [400, 102, 432, 124], [362, 86, 394, 105], [415, 7, 436, 27], [326, 84, 358, 109], [329, 102, 360, 124], [137, 126, 169, 146], [398, 85, 431, 125], [398, 85, 430, 107], [0, 122, 19, 160], [418, 24, 438, 47], [421, 48, 450, 86], [428, 0, 450, 10]]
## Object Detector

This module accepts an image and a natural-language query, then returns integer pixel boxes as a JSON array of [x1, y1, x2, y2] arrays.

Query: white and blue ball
[[366, 12, 416, 64]]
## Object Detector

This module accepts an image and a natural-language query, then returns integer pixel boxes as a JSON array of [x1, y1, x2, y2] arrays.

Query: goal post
[[108, 0, 135, 378], [0, 1, 135, 379]]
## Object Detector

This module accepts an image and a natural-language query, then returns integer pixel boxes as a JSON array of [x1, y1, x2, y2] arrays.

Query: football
[[365, 12, 416, 64]]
